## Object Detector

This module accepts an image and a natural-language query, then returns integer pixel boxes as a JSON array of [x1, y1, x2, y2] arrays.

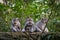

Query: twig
[[42, 9, 52, 33]]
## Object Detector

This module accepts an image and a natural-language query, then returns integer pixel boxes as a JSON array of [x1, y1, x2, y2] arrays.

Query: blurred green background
[[0, 0, 60, 32]]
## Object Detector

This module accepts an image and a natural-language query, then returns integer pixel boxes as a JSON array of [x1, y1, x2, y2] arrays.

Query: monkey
[[10, 18, 21, 32], [36, 18, 49, 32], [22, 17, 42, 32]]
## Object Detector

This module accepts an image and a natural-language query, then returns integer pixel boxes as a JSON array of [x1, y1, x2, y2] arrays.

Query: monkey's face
[[12, 18, 20, 26], [26, 18, 34, 26], [42, 18, 48, 23]]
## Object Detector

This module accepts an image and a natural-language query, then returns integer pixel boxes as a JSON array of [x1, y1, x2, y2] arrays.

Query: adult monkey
[[22, 17, 41, 32], [36, 18, 49, 32], [10, 18, 21, 32]]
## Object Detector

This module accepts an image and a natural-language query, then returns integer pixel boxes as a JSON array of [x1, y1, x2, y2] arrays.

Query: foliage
[[0, 0, 60, 32]]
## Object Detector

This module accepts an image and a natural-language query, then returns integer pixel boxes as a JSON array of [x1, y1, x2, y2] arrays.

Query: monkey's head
[[41, 18, 48, 23], [25, 17, 34, 26], [12, 18, 20, 26]]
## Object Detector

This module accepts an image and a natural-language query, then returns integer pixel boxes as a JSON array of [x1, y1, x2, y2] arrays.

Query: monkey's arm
[[22, 28, 25, 32], [35, 26, 42, 32], [35, 20, 41, 27], [30, 25, 42, 32], [11, 27, 17, 32], [17, 28, 21, 32], [16, 24, 21, 31]]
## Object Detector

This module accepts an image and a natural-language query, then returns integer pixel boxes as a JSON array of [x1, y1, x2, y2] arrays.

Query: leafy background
[[0, 0, 60, 32]]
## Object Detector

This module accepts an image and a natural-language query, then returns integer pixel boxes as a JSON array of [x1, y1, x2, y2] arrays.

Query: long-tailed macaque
[[10, 18, 21, 32], [36, 18, 49, 32], [22, 17, 42, 32]]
